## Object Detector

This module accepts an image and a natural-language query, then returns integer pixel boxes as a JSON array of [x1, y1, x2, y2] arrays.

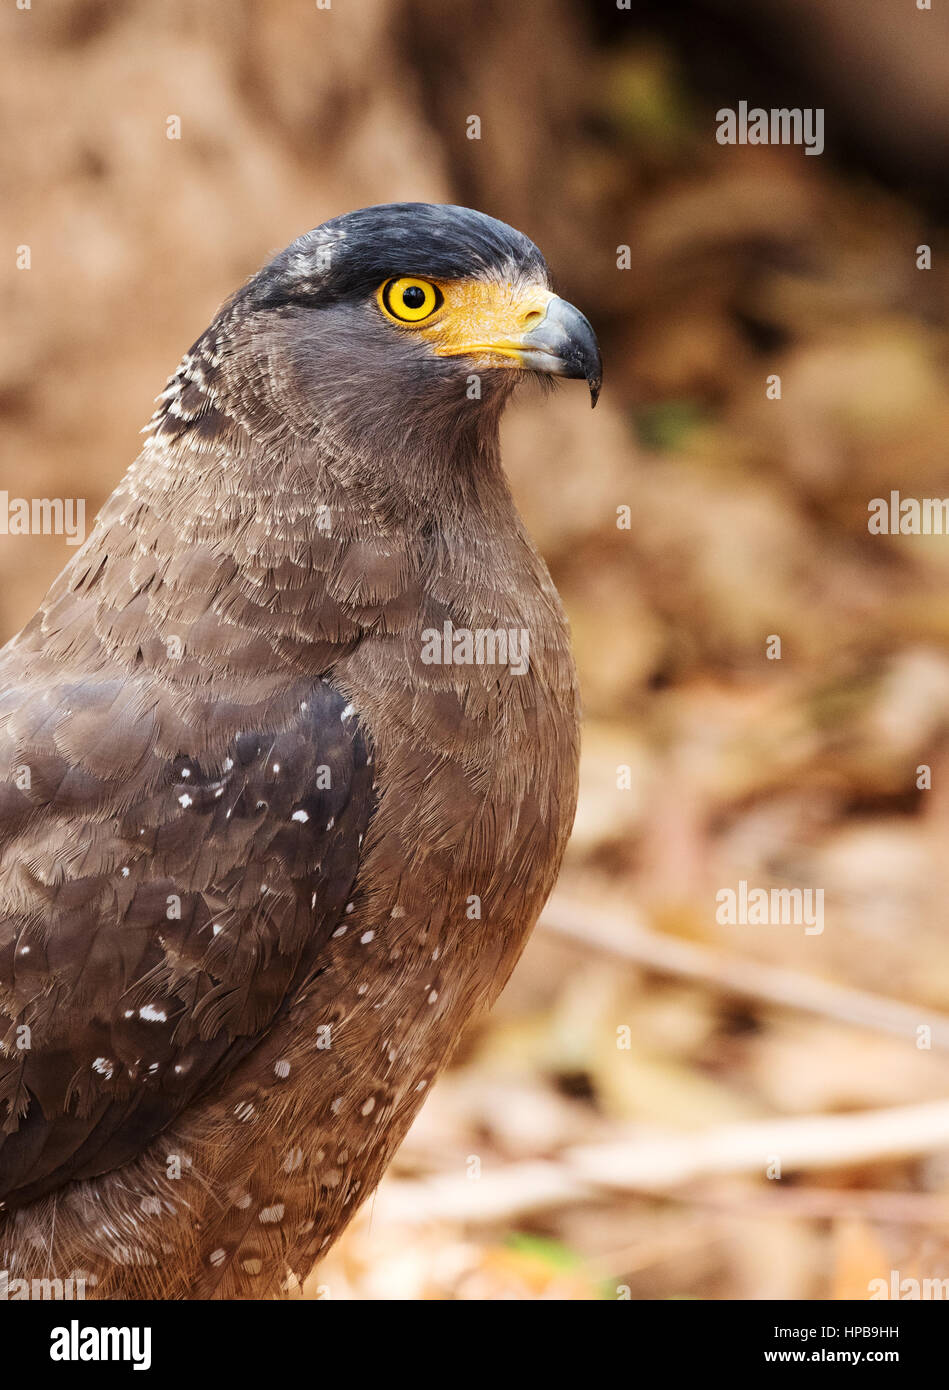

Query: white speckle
[[283, 1149, 304, 1173], [92, 1057, 114, 1079], [344, 902, 354, 914], [332, 925, 347, 938], [18, 945, 29, 956], [390, 905, 406, 919], [432, 946, 440, 961], [212, 924, 222, 936], [140, 1004, 168, 1022], [330, 1096, 342, 1114], [416, 1079, 428, 1092], [361, 1097, 375, 1116], [234, 1101, 256, 1122], [242, 1258, 263, 1275], [121, 866, 130, 878], [123, 1009, 134, 1019], [214, 787, 224, 798], [209, 1249, 227, 1267], [360, 930, 374, 944], [357, 984, 368, 995], [311, 892, 318, 908], [223, 757, 234, 771], [274, 1059, 291, 1079], [341, 703, 355, 722], [178, 793, 193, 808], [181, 767, 191, 779], [174, 1064, 185, 1074], [291, 809, 309, 823], [325, 816, 335, 830], [259, 1203, 285, 1224], [272, 762, 281, 774], [427, 990, 438, 1005], [148, 1061, 160, 1074], [388, 1047, 397, 1063]]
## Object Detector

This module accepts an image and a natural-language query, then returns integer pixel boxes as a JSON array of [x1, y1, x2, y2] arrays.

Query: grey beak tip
[[518, 294, 602, 407]]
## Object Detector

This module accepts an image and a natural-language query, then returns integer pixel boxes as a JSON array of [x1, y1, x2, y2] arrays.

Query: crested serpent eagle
[[0, 203, 601, 1298]]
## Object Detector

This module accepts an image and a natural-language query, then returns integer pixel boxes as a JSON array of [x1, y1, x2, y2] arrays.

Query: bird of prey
[[0, 204, 600, 1299]]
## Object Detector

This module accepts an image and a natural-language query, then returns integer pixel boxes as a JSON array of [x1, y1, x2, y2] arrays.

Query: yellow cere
[[376, 276, 555, 366]]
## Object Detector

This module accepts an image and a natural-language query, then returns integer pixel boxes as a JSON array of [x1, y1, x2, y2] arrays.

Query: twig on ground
[[540, 894, 949, 1050], [377, 1098, 949, 1225]]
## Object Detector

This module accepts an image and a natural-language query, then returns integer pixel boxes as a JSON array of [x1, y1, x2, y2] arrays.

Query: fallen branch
[[570, 1099, 949, 1190], [540, 894, 949, 1051], [377, 1098, 949, 1226], [681, 1183, 949, 1227]]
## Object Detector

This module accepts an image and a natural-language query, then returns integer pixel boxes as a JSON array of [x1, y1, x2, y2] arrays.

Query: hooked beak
[[514, 295, 602, 408], [431, 285, 603, 407]]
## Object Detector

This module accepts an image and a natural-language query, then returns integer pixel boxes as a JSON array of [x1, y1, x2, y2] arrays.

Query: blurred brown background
[[5, 0, 949, 1300]]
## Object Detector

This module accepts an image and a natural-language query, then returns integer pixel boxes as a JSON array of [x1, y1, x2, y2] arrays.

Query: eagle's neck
[[35, 384, 573, 725]]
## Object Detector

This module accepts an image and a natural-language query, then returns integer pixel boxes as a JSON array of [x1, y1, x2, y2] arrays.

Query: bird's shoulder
[[0, 671, 374, 1207]]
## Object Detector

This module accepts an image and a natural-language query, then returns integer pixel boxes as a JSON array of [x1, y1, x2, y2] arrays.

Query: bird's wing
[[0, 673, 374, 1207]]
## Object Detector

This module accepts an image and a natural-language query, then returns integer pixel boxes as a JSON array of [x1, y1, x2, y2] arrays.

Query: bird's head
[[186, 205, 600, 461]]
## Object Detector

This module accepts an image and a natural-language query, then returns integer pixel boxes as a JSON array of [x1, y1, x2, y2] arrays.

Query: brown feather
[[0, 205, 584, 1299]]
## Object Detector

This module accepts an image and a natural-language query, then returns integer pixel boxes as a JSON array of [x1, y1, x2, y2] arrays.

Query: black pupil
[[402, 285, 426, 310]]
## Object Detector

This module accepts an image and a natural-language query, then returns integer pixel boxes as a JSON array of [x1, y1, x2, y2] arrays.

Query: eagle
[[0, 204, 600, 1298]]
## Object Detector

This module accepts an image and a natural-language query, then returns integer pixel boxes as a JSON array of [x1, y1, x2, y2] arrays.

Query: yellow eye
[[379, 277, 443, 324]]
